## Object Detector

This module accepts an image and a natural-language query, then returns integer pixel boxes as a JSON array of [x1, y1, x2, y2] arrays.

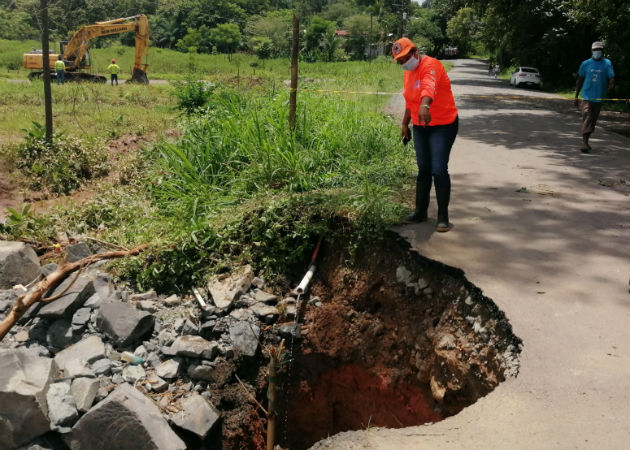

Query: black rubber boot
[[404, 174, 431, 223], [435, 185, 451, 232]]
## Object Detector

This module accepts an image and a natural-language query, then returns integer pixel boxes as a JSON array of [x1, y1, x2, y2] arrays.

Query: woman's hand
[[401, 124, 411, 145], [419, 107, 431, 126]]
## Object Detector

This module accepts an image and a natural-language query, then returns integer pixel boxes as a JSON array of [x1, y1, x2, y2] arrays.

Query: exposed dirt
[[275, 233, 521, 450]]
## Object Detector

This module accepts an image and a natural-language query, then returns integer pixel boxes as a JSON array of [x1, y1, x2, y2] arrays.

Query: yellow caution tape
[[291, 88, 629, 102]]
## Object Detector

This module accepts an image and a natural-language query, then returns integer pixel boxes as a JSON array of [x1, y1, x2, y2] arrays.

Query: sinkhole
[[275, 232, 521, 450]]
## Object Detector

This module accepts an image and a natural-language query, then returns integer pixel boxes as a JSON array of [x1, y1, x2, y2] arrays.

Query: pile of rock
[[0, 240, 301, 450]]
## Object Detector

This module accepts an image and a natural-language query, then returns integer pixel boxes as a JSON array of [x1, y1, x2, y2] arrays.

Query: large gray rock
[[54, 336, 105, 375], [38, 274, 95, 319], [167, 335, 218, 360], [67, 383, 186, 450], [0, 241, 40, 290], [229, 321, 260, 357], [96, 301, 154, 347], [46, 382, 78, 427], [46, 319, 74, 351], [170, 393, 220, 439], [0, 348, 57, 449], [207, 265, 254, 309], [65, 243, 92, 263]]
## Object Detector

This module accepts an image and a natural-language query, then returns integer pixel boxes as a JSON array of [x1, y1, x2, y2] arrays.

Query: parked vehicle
[[509, 67, 542, 88]]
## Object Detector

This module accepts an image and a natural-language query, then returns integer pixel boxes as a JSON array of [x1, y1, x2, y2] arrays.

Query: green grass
[[0, 80, 174, 144], [0, 44, 430, 293]]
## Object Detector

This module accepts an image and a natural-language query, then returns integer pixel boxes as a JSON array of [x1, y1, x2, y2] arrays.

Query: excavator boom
[[23, 14, 149, 83]]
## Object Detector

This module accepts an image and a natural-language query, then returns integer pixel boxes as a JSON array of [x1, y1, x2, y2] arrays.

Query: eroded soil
[[275, 233, 521, 450]]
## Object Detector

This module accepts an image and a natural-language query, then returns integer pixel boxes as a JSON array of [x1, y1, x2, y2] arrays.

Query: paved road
[[315, 59, 630, 449]]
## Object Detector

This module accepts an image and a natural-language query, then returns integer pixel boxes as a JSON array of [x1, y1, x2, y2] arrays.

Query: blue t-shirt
[[578, 58, 615, 103]]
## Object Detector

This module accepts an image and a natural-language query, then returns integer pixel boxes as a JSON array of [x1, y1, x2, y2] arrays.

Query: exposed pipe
[[293, 236, 323, 295], [295, 264, 316, 295]]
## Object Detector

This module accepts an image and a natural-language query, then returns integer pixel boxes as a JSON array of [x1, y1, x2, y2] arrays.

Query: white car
[[510, 67, 542, 88]]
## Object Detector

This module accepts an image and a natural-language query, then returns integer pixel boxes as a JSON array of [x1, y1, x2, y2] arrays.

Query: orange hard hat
[[111, 59, 116, 63], [392, 37, 415, 61]]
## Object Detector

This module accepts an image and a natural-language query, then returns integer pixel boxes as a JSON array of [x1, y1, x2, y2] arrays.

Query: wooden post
[[288, 13, 299, 131], [40, 0, 53, 143], [266, 350, 278, 450]]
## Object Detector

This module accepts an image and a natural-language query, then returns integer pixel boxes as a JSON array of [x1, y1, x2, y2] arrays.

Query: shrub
[[15, 123, 109, 195], [170, 79, 216, 115]]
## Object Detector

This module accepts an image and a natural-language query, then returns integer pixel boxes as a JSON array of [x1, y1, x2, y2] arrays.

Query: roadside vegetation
[[0, 56, 413, 293]]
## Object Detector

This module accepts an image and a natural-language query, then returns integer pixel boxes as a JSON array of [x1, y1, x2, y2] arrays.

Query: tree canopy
[[1, 0, 628, 92]]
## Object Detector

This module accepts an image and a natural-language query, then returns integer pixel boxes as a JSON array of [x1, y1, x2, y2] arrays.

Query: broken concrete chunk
[[68, 383, 186, 450], [0, 241, 41, 290], [167, 335, 218, 360], [46, 382, 78, 427], [162, 295, 181, 307], [229, 321, 260, 357], [54, 336, 105, 375], [251, 289, 278, 304], [170, 393, 220, 439], [70, 378, 100, 412], [96, 301, 155, 348], [145, 374, 168, 393], [207, 265, 254, 309], [39, 274, 95, 320], [155, 359, 179, 379], [129, 290, 158, 302], [249, 302, 279, 319], [0, 348, 57, 449], [122, 365, 146, 383]]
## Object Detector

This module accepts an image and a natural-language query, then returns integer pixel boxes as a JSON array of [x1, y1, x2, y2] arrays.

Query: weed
[[14, 122, 109, 194]]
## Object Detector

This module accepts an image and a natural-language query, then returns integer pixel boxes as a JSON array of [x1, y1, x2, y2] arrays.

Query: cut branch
[[0, 244, 149, 341]]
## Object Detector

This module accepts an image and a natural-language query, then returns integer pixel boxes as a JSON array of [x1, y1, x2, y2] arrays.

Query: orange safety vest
[[403, 55, 458, 126]]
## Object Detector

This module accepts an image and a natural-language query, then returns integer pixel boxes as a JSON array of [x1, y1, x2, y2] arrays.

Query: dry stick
[[0, 244, 149, 341], [235, 374, 268, 416], [267, 349, 278, 450], [266, 340, 285, 450]]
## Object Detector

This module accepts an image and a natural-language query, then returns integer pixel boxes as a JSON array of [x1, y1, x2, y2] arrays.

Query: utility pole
[[289, 13, 299, 131], [40, 0, 53, 143]]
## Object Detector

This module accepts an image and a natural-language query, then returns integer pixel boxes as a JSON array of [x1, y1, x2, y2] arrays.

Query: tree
[[304, 16, 334, 53], [251, 36, 273, 59], [245, 10, 293, 57], [343, 14, 370, 60], [209, 23, 241, 55], [407, 8, 443, 55], [446, 7, 480, 56]]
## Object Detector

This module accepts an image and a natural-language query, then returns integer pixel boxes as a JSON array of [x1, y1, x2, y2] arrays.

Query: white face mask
[[402, 55, 420, 71], [592, 50, 602, 60]]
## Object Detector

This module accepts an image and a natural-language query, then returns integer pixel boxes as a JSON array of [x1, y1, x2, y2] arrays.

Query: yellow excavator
[[23, 14, 150, 83]]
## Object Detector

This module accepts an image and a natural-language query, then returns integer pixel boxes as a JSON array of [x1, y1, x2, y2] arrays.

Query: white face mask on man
[[402, 55, 420, 71], [592, 50, 603, 60]]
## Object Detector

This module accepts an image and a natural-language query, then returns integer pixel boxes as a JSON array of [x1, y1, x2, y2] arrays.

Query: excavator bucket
[[128, 68, 149, 84]]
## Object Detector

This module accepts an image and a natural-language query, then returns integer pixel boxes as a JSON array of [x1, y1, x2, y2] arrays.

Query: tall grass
[[149, 87, 411, 218]]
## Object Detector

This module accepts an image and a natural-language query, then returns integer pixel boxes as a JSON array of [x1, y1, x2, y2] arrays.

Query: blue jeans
[[412, 116, 458, 188], [56, 70, 65, 84]]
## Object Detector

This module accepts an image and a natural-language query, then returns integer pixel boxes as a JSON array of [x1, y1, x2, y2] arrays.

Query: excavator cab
[[23, 14, 149, 84]]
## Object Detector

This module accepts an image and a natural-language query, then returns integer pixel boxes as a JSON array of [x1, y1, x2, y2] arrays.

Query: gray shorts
[[580, 101, 602, 135]]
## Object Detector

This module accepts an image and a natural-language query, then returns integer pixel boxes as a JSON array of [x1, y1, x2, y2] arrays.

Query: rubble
[[0, 241, 41, 289], [0, 348, 57, 449]]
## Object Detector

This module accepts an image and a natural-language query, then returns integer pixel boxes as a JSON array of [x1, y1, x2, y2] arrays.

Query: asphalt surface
[[313, 59, 630, 450]]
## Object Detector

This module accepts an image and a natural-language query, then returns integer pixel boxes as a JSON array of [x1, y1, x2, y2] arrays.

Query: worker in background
[[107, 59, 120, 86], [54, 55, 65, 84], [574, 41, 615, 153]]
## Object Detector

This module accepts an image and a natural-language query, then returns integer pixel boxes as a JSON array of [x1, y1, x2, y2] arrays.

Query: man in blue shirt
[[574, 41, 615, 153]]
